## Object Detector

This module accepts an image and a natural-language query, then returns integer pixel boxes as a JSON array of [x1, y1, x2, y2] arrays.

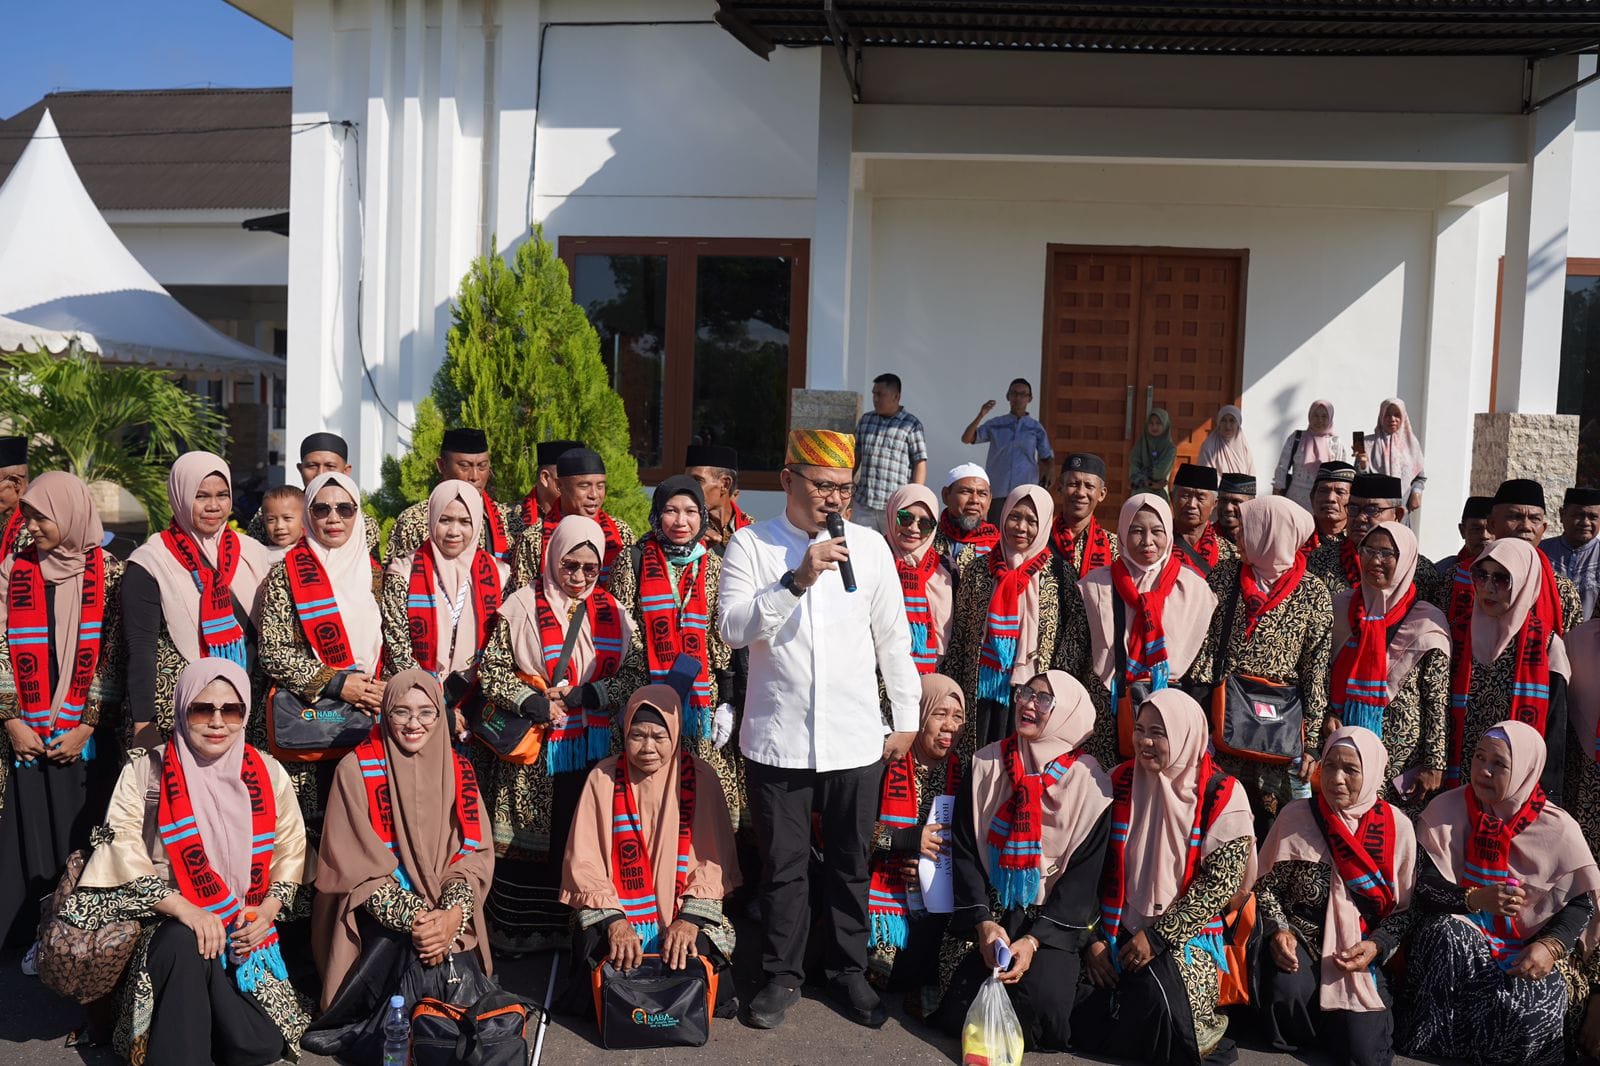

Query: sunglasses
[[560, 560, 601, 578], [1470, 566, 1513, 592], [309, 501, 360, 520], [895, 509, 936, 535], [186, 701, 246, 726]]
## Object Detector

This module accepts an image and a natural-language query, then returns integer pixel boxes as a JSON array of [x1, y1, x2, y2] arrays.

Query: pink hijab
[[498, 515, 633, 685], [168, 658, 258, 902], [883, 483, 953, 653], [301, 472, 382, 670], [1367, 398, 1424, 490], [996, 485, 1055, 685], [1563, 617, 1600, 772], [1238, 496, 1314, 586], [1257, 727, 1416, 1011], [0, 471, 105, 722], [1197, 404, 1257, 476], [128, 451, 273, 660], [1078, 494, 1216, 686], [1331, 522, 1450, 692], [1298, 400, 1338, 466], [1418, 720, 1600, 935], [968, 670, 1112, 905], [1470, 538, 1570, 677], [1122, 689, 1257, 932]]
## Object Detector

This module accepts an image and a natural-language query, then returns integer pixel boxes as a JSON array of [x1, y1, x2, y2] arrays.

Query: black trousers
[[937, 939, 1083, 1051], [1072, 949, 1219, 1066], [145, 921, 285, 1066], [745, 758, 880, 986], [1256, 939, 1393, 1066]]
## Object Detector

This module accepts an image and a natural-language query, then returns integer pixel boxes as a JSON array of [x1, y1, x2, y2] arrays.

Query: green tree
[[377, 226, 647, 530], [0, 344, 227, 529]]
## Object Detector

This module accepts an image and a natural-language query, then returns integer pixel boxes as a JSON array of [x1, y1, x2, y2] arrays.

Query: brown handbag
[[36, 753, 162, 1004]]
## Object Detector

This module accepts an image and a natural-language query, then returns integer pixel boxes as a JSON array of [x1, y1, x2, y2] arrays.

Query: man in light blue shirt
[[961, 377, 1055, 523]]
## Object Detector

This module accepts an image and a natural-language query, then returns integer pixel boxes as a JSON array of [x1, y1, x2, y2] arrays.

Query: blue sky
[[3, 0, 290, 119]]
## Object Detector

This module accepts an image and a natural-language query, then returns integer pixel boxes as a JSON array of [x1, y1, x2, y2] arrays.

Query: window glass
[[693, 255, 793, 472], [1557, 273, 1600, 484], [571, 254, 668, 469]]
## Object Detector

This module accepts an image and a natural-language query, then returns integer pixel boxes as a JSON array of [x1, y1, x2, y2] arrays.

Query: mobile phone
[[1351, 430, 1364, 453]]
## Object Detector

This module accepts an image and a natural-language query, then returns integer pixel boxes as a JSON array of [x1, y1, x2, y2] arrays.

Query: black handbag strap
[[552, 608, 587, 688], [1283, 430, 1304, 492], [1213, 571, 1243, 684], [1111, 587, 1129, 684], [1173, 535, 1212, 577]]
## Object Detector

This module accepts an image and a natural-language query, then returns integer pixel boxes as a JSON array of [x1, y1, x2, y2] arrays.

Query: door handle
[[1146, 385, 1154, 421], [1124, 385, 1134, 438]]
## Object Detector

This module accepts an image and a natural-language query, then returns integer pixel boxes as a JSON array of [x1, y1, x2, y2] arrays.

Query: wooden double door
[[1041, 246, 1246, 521]]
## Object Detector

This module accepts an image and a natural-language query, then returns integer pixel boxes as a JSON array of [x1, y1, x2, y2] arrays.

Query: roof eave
[[222, 0, 292, 39]]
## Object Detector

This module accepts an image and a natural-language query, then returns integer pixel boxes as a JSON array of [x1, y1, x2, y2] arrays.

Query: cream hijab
[[1078, 494, 1216, 686], [883, 483, 954, 653], [1257, 727, 1416, 1012], [1367, 398, 1424, 489], [1331, 522, 1450, 693], [1198, 404, 1257, 476], [968, 670, 1112, 906], [300, 472, 382, 670], [994, 485, 1056, 685], [1470, 538, 1570, 678], [1238, 495, 1314, 587], [498, 515, 633, 685], [1122, 689, 1257, 931], [0, 471, 106, 721], [128, 451, 273, 660]]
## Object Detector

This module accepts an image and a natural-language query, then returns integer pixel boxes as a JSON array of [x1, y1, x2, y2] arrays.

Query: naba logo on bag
[[1251, 700, 1279, 721], [630, 1007, 680, 1029]]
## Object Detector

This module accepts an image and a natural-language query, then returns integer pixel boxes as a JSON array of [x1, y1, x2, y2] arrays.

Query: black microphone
[[824, 511, 857, 593]]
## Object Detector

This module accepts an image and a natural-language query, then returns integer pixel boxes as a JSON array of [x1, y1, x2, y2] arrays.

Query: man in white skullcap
[[931, 463, 999, 575]]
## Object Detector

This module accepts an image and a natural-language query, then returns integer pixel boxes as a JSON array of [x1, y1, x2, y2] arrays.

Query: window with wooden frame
[[560, 237, 810, 490]]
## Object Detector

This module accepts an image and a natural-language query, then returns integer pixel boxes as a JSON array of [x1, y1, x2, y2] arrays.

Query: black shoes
[[826, 973, 887, 1029], [745, 980, 802, 1029]]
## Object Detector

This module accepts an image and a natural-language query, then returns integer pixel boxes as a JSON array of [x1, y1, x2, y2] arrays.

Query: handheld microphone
[[825, 512, 857, 593]]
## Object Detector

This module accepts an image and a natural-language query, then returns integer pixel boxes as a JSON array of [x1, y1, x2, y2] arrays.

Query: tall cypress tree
[[375, 226, 647, 531]]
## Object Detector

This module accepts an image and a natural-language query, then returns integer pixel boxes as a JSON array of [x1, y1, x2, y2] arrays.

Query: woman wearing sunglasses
[[1326, 521, 1451, 813], [305, 670, 494, 1058], [0, 472, 125, 947], [59, 659, 309, 1065], [477, 514, 633, 954], [123, 452, 274, 750], [1445, 537, 1570, 800], [258, 471, 385, 828], [881, 483, 955, 677]]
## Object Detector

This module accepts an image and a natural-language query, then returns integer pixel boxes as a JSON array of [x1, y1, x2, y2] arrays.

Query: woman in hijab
[[1253, 727, 1417, 1066], [305, 671, 494, 1058], [477, 514, 634, 954], [1129, 409, 1178, 502], [935, 671, 1112, 1051], [381, 480, 509, 706], [1073, 690, 1257, 1066], [1328, 522, 1451, 812], [1397, 721, 1600, 1066], [58, 659, 309, 1066], [562, 685, 740, 1016], [1198, 405, 1258, 478], [881, 482, 955, 676], [0, 472, 124, 943], [613, 476, 740, 825], [1560, 616, 1600, 867], [947, 486, 1072, 753], [1190, 496, 1333, 824], [123, 452, 273, 747], [1448, 538, 1569, 800], [1359, 399, 1426, 517], [1066, 493, 1216, 769], [258, 471, 385, 831], [867, 674, 968, 1018], [1274, 400, 1348, 511]]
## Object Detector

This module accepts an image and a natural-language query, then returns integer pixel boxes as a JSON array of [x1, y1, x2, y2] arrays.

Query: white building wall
[[108, 216, 289, 287]]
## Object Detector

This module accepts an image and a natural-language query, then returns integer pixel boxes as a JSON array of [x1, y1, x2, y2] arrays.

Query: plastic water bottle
[[382, 994, 409, 1066]]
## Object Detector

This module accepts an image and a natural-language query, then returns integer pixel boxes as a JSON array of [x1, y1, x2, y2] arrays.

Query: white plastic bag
[[961, 969, 1024, 1066]]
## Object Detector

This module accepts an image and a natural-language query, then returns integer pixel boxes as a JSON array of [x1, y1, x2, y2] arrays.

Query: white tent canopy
[[0, 111, 281, 372]]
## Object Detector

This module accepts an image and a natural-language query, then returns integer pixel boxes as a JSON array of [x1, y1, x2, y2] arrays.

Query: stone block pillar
[[790, 388, 861, 434], [1471, 411, 1579, 532]]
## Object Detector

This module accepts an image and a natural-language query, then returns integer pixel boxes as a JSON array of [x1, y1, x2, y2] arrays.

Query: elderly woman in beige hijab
[[1253, 726, 1417, 1066], [303, 670, 493, 1059], [562, 684, 740, 1016], [123, 451, 273, 748], [477, 513, 634, 955], [0, 471, 125, 943]]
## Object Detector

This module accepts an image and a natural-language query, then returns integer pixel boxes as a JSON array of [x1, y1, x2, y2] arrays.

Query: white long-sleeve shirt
[[718, 512, 922, 771]]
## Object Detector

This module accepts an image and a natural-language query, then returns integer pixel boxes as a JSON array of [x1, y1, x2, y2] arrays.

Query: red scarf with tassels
[[611, 750, 697, 947], [161, 525, 247, 660], [897, 547, 944, 674], [938, 511, 1000, 557], [1051, 516, 1114, 577], [541, 502, 625, 587], [1330, 582, 1417, 725], [353, 727, 483, 871], [867, 752, 961, 945], [1109, 553, 1183, 683], [1463, 780, 1547, 963], [0, 510, 24, 558], [1239, 553, 1307, 640], [405, 542, 501, 674], [7, 546, 105, 739], [283, 540, 356, 669], [1310, 791, 1399, 931], [479, 491, 510, 560]]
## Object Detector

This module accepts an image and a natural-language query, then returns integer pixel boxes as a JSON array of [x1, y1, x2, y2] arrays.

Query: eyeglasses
[[560, 560, 601, 578], [1470, 566, 1513, 592], [1357, 545, 1400, 563], [1352, 504, 1398, 520], [1012, 686, 1055, 713], [387, 707, 439, 725], [895, 509, 936, 535], [309, 501, 360, 520], [186, 701, 246, 726], [789, 470, 854, 499]]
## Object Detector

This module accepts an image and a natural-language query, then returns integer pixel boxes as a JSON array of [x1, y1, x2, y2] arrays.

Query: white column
[[1495, 54, 1579, 414], [807, 64, 856, 390]]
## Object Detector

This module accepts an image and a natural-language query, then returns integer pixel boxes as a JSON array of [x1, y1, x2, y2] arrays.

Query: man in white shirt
[[719, 428, 922, 1031]]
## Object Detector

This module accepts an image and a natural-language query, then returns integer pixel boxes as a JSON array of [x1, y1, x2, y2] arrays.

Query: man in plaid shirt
[[852, 372, 928, 530]]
